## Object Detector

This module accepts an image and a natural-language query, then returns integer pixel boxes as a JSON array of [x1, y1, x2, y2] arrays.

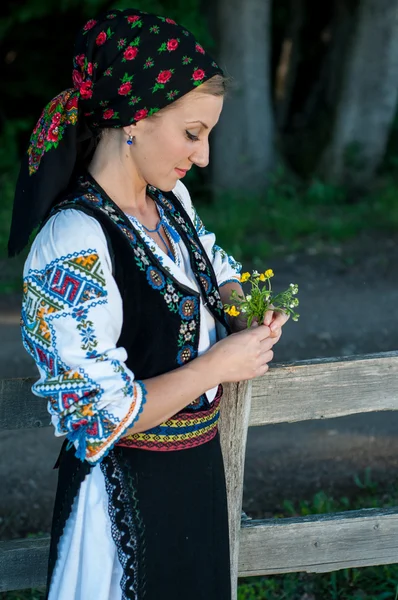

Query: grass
[[2, 470, 398, 599], [238, 568, 398, 600], [237, 469, 398, 600], [198, 167, 398, 266]]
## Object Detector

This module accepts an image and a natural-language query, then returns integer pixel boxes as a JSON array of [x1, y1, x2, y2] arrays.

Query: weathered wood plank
[[1, 353, 397, 431], [251, 351, 398, 426], [239, 507, 398, 576], [3, 508, 398, 591], [0, 537, 49, 592], [219, 380, 252, 600]]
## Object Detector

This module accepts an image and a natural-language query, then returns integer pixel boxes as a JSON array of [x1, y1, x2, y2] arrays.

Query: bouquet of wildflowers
[[224, 269, 299, 328]]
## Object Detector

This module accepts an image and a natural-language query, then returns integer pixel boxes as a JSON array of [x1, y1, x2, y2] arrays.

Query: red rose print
[[103, 108, 115, 119], [157, 70, 172, 84], [166, 18, 176, 24], [193, 68, 205, 81], [118, 81, 132, 96], [96, 31, 107, 46], [37, 133, 45, 148], [195, 43, 205, 54], [134, 108, 148, 121], [75, 54, 85, 67], [127, 15, 140, 23], [80, 81, 93, 100], [66, 95, 78, 111], [72, 69, 83, 89], [167, 39, 179, 51], [124, 46, 139, 60], [87, 62, 93, 76], [52, 113, 61, 126], [83, 19, 97, 31], [47, 124, 59, 143]]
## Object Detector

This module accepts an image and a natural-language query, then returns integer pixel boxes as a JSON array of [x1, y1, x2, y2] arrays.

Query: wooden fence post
[[219, 380, 252, 600]]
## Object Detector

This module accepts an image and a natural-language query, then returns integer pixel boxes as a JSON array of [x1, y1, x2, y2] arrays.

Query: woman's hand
[[228, 313, 248, 333], [205, 324, 277, 383], [229, 307, 289, 342], [263, 306, 290, 343]]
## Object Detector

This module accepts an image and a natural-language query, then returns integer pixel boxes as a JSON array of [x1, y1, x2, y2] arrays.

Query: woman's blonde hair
[[97, 74, 231, 143], [195, 74, 231, 97]]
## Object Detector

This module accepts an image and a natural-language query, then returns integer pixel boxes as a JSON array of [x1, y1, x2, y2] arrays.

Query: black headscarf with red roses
[[8, 8, 223, 257]]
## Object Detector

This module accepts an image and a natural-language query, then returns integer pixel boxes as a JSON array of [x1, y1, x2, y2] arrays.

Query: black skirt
[[47, 431, 231, 600]]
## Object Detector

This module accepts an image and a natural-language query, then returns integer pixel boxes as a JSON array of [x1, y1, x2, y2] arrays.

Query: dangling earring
[[127, 134, 135, 146]]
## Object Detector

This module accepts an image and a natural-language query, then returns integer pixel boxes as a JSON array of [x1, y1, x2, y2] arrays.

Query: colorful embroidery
[[21, 249, 145, 463], [118, 386, 222, 451], [28, 90, 78, 175], [146, 266, 165, 289]]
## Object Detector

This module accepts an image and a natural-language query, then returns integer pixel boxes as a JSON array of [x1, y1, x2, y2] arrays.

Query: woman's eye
[[186, 130, 199, 142]]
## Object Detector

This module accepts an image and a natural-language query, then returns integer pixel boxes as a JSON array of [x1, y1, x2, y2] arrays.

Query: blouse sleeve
[[21, 209, 146, 464], [172, 181, 242, 287]]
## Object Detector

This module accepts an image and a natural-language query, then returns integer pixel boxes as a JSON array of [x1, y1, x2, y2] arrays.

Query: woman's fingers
[[260, 336, 276, 351], [260, 349, 274, 367], [263, 308, 274, 326], [270, 311, 289, 334]]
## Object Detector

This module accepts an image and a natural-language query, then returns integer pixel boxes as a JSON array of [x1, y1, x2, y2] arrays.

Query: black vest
[[47, 173, 230, 405]]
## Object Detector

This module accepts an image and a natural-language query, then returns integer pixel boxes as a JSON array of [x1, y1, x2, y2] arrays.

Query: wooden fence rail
[[1, 351, 398, 595]]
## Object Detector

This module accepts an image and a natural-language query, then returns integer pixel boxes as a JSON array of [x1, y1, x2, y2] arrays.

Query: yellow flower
[[226, 305, 240, 317], [240, 272, 250, 283], [265, 269, 274, 278], [259, 273, 266, 281]]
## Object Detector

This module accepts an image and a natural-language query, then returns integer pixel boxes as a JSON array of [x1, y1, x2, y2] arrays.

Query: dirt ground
[[1, 231, 397, 539]]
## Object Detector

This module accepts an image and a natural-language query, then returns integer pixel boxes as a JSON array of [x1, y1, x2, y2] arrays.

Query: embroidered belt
[[116, 385, 223, 451]]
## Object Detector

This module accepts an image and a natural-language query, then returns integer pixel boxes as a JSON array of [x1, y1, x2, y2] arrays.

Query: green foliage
[[197, 165, 398, 264], [237, 470, 398, 600], [238, 568, 398, 600], [0, 591, 45, 600]]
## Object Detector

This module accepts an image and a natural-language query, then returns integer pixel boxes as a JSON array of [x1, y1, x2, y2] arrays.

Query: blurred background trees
[[1, 0, 398, 264]]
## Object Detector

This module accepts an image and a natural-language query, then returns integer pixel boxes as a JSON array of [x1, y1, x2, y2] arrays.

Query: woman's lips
[[175, 168, 188, 177]]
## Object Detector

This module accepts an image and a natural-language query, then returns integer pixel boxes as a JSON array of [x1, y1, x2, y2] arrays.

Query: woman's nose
[[190, 138, 209, 168]]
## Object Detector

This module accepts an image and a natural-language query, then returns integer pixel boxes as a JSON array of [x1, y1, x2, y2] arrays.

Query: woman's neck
[[88, 140, 150, 216]]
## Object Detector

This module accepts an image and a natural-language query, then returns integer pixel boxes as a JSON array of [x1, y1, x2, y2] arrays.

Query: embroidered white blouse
[[21, 180, 242, 465]]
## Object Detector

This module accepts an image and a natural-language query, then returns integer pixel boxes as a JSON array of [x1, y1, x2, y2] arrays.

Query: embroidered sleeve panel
[[21, 210, 146, 464], [172, 181, 242, 286]]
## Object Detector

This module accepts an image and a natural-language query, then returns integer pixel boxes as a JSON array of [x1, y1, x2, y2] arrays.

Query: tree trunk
[[324, 0, 357, 110], [320, 0, 398, 187], [275, 0, 304, 131], [212, 0, 275, 192]]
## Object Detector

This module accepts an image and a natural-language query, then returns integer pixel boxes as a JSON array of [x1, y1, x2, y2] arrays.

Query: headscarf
[[8, 8, 223, 256]]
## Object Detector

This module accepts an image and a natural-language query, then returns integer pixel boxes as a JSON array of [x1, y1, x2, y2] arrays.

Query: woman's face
[[130, 90, 224, 191]]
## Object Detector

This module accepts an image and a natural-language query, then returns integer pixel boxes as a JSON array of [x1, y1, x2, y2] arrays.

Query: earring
[[127, 134, 135, 146]]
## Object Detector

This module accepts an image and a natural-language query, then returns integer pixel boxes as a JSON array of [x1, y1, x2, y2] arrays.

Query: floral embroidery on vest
[[149, 186, 228, 327]]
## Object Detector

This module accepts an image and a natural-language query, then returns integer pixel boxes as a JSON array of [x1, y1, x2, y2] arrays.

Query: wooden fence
[[1, 350, 398, 596]]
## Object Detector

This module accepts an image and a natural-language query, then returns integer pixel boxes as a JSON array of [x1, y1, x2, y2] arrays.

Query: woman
[[8, 8, 287, 600]]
